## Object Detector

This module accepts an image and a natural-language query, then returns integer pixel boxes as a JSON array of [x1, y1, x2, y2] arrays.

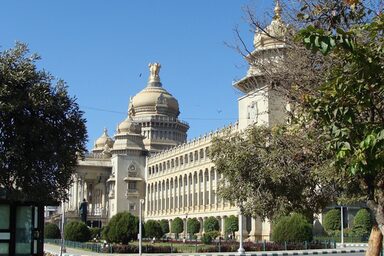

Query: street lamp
[[60, 200, 66, 255], [184, 213, 188, 242], [237, 204, 245, 255], [139, 199, 144, 256], [340, 205, 344, 247]]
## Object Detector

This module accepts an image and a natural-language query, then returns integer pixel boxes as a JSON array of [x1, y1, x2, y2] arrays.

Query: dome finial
[[148, 62, 161, 83], [274, 0, 282, 20], [103, 127, 108, 135]]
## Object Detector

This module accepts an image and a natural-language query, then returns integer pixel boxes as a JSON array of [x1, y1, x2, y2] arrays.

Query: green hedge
[[352, 208, 372, 237], [64, 221, 91, 242], [44, 223, 61, 239], [323, 209, 341, 233], [272, 213, 312, 243], [103, 211, 139, 244]]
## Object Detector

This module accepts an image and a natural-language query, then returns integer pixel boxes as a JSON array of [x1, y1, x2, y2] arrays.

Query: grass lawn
[[131, 240, 216, 253]]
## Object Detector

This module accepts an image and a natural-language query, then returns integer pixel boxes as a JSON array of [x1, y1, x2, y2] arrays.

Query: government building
[[62, 2, 288, 241]]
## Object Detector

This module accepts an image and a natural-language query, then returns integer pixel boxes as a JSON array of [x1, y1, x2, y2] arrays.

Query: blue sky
[[1, 0, 274, 150]]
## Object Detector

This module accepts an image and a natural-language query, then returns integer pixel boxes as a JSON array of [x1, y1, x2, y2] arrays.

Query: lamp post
[[184, 213, 188, 242], [340, 205, 344, 247], [60, 200, 66, 255], [237, 205, 245, 255], [139, 199, 144, 256]]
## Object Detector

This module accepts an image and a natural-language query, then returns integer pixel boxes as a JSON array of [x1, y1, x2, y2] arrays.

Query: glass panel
[[0, 243, 9, 256], [0, 205, 10, 229], [0, 233, 10, 239], [34, 207, 38, 229], [33, 240, 37, 254], [15, 206, 32, 255]]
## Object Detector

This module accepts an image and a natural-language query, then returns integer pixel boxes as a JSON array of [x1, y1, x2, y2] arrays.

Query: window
[[129, 203, 136, 211], [128, 181, 137, 192]]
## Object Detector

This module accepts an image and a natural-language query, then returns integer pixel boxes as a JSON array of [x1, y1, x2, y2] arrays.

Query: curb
[[45, 249, 366, 256]]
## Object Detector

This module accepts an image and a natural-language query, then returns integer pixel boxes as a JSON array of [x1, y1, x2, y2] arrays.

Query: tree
[[171, 217, 183, 239], [64, 221, 91, 242], [323, 209, 341, 234], [44, 223, 61, 239], [104, 212, 138, 244], [144, 220, 164, 239], [353, 209, 372, 237], [0, 43, 87, 202], [187, 218, 200, 238], [159, 219, 170, 235], [204, 217, 219, 232], [272, 213, 313, 243], [224, 215, 238, 238], [210, 125, 336, 221], [298, 4, 384, 255]]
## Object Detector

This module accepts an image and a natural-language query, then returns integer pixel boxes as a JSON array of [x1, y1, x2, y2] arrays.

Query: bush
[[187, 218, 200, 237], [201, 233, 213, 244], [44, 223, 61, 239], [352, 208, 372, 237], [272, 213, 312, 243], [104, 212, 138, 244], [64, 221, 91, 242], [144, 220, 164, 239], [323, 209, 341, 233], [90, 227, 101, 240], [159, 219, 170, 235], [206, 230, 220, 239], [204, 217, 219, 232], [171, 217, 184, 238], [224, 215, 238, 237]]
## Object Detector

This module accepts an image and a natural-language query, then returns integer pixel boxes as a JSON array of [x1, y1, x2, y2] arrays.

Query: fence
[[45, 239, 103, 253], [46, 239, 336, 254]]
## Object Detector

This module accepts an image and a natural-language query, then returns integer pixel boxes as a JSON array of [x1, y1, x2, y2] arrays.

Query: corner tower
[[129, 63, 189, 153], [234, 0, 289, 129]]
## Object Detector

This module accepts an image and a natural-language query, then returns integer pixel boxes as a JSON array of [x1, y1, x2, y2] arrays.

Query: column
[[187, 175, 190, 210], [202, 171, 206, 209], [208, 171, 212, 210], [145, 183, 149, 216], [173, 180, 177, 213], [192, 174, 195, 210], [74, 175, 79, 214], [214, 170, 218, 210], [102, 176, 108, 217], [221, 216, 226, 237], [197, 173, 201, 210], [167, 182, 170, 213]]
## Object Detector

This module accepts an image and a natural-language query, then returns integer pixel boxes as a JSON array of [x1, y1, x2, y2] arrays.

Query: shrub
[[44, 223, 61, 239], [206, 230, 220, 239], [171, 217, 184, 238], [323, 209, 341, 233], [272, 213, 312, 243], [187, 218, 200, 237], [204, 216, 219, 232], [159, 219, 170, 235], [352, 208, 372, 237], [224, 215, 238, 237], [104, 212, 138, 244], [144, 220, 164, 239], [90, 227, 101, 240], [64, 221, 91, 242], [201, 233, 213, 244]]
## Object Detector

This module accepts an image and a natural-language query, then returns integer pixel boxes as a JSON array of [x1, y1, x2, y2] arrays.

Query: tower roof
[[129, 63, 180, 118]]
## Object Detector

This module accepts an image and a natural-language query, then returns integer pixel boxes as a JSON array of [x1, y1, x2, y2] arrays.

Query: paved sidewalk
[[44, 243, 366, 256]]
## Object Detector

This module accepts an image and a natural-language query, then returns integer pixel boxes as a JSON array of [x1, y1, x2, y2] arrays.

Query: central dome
[[130, 63, 180, 117]]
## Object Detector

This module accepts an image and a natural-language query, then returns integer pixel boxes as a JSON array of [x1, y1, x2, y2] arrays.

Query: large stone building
[[63, 2, 288, 241]]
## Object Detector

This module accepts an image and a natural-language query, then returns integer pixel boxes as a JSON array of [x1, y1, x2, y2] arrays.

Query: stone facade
[[63, 2, 287, 241]]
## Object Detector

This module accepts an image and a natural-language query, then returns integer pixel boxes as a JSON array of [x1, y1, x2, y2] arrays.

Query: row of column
[[146, 168, 230, 215], [157, 215, 270, 241], [70, 174, 109, 217]]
